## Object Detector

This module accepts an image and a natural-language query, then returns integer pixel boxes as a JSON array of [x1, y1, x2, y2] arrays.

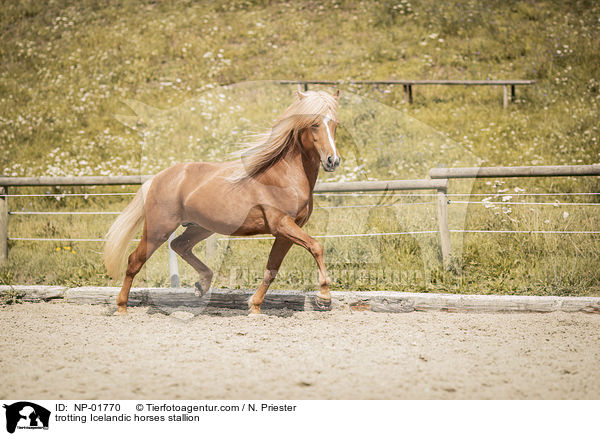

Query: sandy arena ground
[[1, 301, 599, 399]]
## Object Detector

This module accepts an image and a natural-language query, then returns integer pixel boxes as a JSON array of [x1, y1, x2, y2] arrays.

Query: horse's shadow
[[104, 305, 297, 319], [150, 305, 297, 318], [102, 292, 301, 318]]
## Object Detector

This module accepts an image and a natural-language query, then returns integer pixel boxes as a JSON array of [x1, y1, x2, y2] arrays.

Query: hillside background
[[1, 0, 599, 296]]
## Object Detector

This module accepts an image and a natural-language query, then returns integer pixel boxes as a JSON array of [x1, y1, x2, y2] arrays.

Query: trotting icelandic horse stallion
[[104, 90, 341, 314]]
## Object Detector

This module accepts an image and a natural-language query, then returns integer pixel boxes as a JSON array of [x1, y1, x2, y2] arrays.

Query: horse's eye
[[311, 123, 320, 129]]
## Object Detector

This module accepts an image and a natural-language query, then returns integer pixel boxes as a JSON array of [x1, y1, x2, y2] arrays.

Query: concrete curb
[[1, 285, 599, 313]]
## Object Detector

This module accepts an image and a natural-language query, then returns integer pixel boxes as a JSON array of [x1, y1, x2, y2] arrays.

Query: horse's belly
[[229, 209, 270, 236], [182, 196, 267, 235]]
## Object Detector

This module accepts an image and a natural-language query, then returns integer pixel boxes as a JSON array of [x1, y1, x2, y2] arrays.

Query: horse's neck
[[254, 142, 320, 196], [285, 143, 320, 192]]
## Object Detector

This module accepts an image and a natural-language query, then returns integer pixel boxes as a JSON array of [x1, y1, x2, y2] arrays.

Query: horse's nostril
[[335, 157, 341, 166], [327, 156, 334, 165]]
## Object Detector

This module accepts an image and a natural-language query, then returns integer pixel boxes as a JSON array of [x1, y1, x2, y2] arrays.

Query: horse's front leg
[[249, 237, 293, 314], [273, 215, 332, 308]]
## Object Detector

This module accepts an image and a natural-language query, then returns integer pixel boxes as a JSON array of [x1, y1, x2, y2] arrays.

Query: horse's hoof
[[314, 295, 332, 311], [249, 304, 261, 315], [194, 281, 207, 297], [114, 307, 127, 316]]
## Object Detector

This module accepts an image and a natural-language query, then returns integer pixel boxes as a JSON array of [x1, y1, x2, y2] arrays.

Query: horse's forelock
[[285, 91, 338, 127]]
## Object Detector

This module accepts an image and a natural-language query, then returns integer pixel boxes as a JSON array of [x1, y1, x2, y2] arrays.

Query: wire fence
[[9, 211, 122, 215], [315, 192, 600, 197], [8, 229, 600, 243], [8, 199, 600, 215], [5, 189, 600, 242], [3, 169, 599, 289], [3, 192, 137, 198], [449, 200, 600, 206], [6, 191, 600, 198]]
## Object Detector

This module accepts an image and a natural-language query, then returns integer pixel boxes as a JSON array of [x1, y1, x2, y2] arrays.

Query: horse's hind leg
[[170, 225, 215, 296], [116, 221, 173, 314]]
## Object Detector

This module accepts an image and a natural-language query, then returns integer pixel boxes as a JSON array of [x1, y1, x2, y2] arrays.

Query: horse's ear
[[333, 89, 340, 100], [297, 90, 308, 100]]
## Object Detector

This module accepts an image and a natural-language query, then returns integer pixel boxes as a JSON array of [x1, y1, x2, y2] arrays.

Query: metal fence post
[[436, 181, 451, 268], [0, 186, 7, 263], [167, 232, 180, 288]]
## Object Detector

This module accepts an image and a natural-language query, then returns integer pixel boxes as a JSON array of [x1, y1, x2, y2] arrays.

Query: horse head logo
[[3, 402, 50, 433]]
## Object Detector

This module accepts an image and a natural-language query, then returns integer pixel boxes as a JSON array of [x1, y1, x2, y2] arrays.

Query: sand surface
[[1, 302, 599, 399]]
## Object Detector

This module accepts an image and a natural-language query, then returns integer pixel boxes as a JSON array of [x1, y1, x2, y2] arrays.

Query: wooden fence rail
[[429, 164, 600, 179], [279, 79, 536, 107], [0, 175, 151, 186]]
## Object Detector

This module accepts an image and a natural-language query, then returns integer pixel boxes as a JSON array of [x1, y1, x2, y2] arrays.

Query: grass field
[[1, 0, 599, 296]]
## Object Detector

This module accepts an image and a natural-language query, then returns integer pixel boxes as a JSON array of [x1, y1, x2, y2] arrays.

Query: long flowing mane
[[229, 90, 339, 181]]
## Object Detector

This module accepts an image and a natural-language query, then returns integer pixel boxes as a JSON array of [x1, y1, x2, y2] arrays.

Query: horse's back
[[165, 161, 256, 233], [151, 161, 232, 193], [147, 160, 310, 235]]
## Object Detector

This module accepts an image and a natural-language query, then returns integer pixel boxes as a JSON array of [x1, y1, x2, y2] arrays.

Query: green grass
[[1, 0, 599, 295]]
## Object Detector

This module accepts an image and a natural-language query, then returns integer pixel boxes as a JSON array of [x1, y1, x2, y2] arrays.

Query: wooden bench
[[279, 79, 536, 108]]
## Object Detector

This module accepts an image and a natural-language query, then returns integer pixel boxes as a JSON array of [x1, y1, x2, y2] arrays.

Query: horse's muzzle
[[322, 156, 341, 172]]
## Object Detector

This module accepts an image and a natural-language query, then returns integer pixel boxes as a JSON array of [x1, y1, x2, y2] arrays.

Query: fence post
[[167, 232, 180, 288], [0, 186, 7, 263], [436, 181, 451, 268], [503, 85, 509, 108], [403, 84, 413, 104]]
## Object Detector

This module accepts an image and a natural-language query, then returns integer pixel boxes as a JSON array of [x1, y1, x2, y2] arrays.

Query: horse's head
[[297, 90, 341, 172]]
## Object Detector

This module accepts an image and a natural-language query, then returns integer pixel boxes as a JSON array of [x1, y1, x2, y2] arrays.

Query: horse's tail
[[103, 179, 152, 280]]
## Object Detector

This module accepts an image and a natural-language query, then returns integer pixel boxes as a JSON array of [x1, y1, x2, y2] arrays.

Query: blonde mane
[[230, 90, 339, 181]]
